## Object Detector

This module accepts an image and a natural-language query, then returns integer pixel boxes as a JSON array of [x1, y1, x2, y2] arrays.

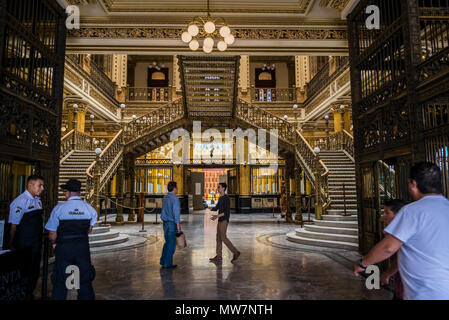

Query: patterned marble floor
[[39, 212, 392, 300]]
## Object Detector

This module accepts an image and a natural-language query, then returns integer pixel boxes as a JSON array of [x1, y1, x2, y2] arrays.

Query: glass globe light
[[90, 114, 94, 119], [189, 39, 199, 51], [188, 24, 199, 36], [120, 103, 126, 109], [340, 105, 345, 110], [314, 147, 321, 154], [73, 104, 78, 109], [132, 114, 137, 120], [324, 115, 329, 120], [203, 37, 214, 48], [181, 31, 192, 43], [224, 34, 235, 45], [217, 41, 227, 51], [293, 104, 298, 109], [283, 115, 288, 120], [204, 21, 216, 34], [219, 25, 231, 37], [203, 45, 213, 53], [95, 148, 102, 155]]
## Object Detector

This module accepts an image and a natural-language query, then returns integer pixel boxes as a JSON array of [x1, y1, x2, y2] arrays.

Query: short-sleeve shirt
[[9, 190, 43, 225], [45, 196, 97, 231], [384, 195, 449, 300]]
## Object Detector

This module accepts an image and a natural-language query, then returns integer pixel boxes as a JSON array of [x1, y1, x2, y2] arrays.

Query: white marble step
[[327, 209, 358, 215], [286, 232, 359, 251], [314, 219, 358, 229], [295, 228, 359, 244], [322, 214, 357, 221], [305, 224, 358, 236], [91, 225, 111, 234], [89, 231, 120, 241], [89, 234, 129, 248]]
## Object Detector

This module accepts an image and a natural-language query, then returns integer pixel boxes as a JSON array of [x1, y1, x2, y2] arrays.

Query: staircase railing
[[123, 98, 184, 144], [235, 99, 330, 218], [236, 99, 294, 143], [85, 130, 124, 205], [295, 130, 330, 217], [306, 130, 354, 160], [60, 129, 110, 160]]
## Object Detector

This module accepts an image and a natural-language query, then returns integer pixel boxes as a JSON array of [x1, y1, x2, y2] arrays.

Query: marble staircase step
[[89, 234, 129, 248], [89, 231, 120, 241], [286, 231, 359, 251], [322, 214, 357, 221], [327, 209, 358, 215], [91, 225, 111, 234], [305, 224, 358, 236], [295, 228, 359, 244], [313, 219, 358, 229]]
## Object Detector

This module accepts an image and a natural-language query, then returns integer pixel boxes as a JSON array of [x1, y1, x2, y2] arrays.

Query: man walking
[[160, 181, 181, 269], [209, 183, 240, 263], [353, 162, 449, 299], [8, 174, 45, 299]]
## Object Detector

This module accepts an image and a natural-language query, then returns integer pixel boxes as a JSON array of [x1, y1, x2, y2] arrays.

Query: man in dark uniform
[[45, 179, 97, 300], [8, 174, 45, 299]]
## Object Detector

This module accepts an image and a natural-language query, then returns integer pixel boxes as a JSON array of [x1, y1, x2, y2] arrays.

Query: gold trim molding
[[68, 27, 347, 40]]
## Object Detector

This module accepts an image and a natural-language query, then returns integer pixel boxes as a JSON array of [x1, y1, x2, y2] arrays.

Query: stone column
[[239, 55, 250, 95], [127, 158, 136, 222], [112, 54, 128, 101], [173, 55, 182, 95], [294, 164, 303, 225], [285, 156, 294, 223], [295, 56, 310, 103], [115, 160, 125, 225]]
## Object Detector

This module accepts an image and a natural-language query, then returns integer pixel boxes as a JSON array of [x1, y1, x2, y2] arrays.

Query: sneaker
[[231, 251, 241, 262]]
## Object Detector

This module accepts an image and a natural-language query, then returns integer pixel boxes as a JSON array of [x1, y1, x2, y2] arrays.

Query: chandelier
[[181, 0, 235, 53]]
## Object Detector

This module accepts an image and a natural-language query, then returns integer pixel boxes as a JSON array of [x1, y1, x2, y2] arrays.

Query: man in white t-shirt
[[353, 162, 449, 300]]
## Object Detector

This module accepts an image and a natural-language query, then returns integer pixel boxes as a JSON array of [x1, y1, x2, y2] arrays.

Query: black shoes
[[209, 256, 223, 263], [231, 251, 241, 262], [161, 264, 177, 269]]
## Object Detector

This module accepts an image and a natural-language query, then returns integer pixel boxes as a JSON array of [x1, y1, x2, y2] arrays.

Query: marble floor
[[38, 212, 392, 300]]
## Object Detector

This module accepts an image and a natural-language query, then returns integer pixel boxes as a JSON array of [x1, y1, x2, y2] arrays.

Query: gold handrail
[[86, 129, 123, 179], [61, 129, 75, 141]]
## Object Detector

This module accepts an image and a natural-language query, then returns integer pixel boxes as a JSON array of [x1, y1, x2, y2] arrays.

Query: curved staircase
[[89, 224, 129, 252], [287, 150, 359, 251]]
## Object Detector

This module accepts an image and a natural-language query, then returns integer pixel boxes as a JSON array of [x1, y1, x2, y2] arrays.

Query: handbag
[[176, 231, 187, 249]]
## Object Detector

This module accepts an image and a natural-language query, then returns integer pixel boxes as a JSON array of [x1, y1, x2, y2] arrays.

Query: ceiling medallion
[[181, 0, 235, 53]]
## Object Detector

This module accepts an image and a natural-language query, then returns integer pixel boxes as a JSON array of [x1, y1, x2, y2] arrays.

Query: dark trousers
[[51, 241, 95, 300], [216, 220, 238, 258], [160, 221, 177, 267]]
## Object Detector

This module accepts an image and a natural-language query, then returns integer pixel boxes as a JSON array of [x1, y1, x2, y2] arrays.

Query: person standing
[[380, 199, 406, 300], [8, 174, 45, 299], [353, 162, 449, 300], [209, 183, 240, 263], [45, 179, 97, 300], [160, 181, 181, 269]]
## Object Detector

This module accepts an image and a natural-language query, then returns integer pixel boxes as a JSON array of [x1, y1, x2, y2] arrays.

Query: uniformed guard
[[8, 174, 45, 299], [45, 179, 97, 300]]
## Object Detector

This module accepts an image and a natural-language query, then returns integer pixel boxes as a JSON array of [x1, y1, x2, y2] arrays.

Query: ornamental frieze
[[68, 27, 347, 40]]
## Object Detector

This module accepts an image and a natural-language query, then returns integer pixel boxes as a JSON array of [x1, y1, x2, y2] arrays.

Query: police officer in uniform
[[45, 179, 97, 300], [8, 174, 45, 299]]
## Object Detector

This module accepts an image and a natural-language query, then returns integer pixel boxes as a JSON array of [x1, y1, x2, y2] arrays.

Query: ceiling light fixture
[[181, 0, 235, 53]]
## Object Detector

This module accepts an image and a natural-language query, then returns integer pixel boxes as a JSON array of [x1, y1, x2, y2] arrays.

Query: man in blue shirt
[[353, 163, 449, 299], [160, 181, 182, 269], [45, 179, 97, 300]]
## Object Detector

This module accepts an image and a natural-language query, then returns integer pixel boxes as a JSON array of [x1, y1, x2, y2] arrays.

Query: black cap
[[60, 179, 82, 192]]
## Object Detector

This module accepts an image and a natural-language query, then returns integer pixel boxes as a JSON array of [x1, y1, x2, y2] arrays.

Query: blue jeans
[[160, 221, 177, 267]]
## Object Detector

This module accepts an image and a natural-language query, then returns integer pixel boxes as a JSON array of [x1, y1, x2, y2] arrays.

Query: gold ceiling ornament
[[181, 0, 235, 53]]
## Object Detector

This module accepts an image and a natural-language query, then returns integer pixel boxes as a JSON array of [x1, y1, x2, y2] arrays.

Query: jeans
[[160, 221, 177, 267]]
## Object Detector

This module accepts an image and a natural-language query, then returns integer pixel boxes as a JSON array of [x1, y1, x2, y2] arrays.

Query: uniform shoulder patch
[[14, 206, 23, 214]]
